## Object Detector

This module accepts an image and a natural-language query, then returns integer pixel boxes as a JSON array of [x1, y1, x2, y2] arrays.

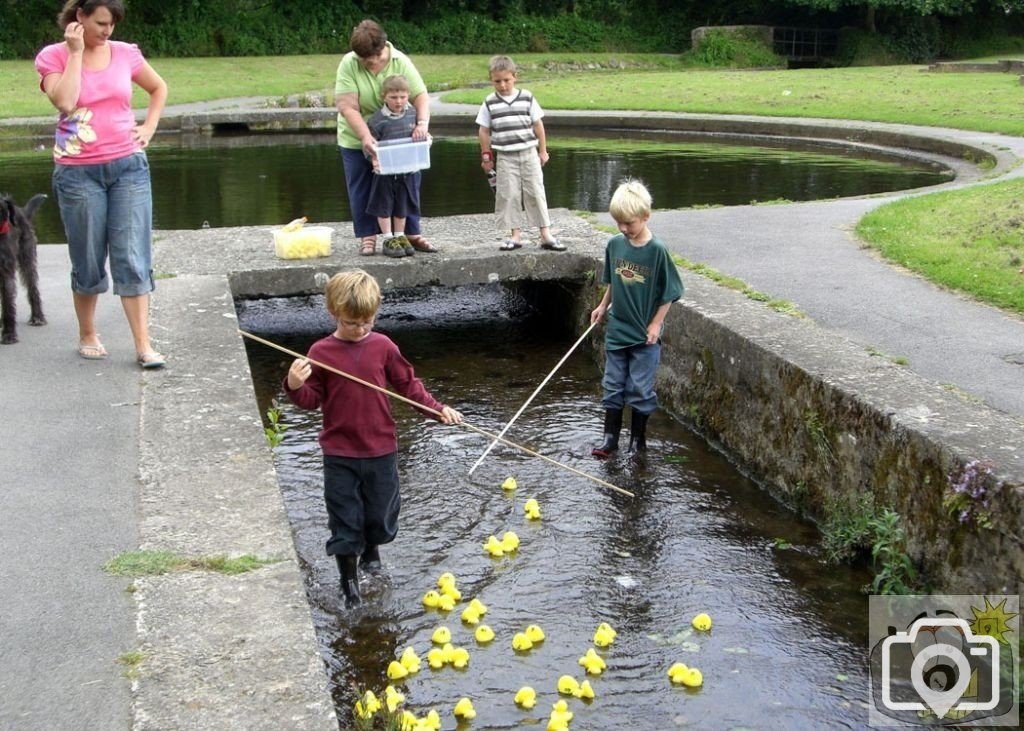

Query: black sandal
[[540, 239, 566, 251], [500, 239, 523, 251]]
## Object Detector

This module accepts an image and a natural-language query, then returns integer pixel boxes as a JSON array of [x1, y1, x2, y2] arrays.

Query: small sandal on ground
[[499, 239, 523, 251], [540, 238, 567, 251], [358, 236, 377, 256], [407, 235, 439, 253], [77, 341, 108, 360], [137, 351, 166, 369]]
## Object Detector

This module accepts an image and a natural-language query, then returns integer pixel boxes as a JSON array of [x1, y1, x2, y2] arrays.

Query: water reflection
[[241, 286, 873, 729], [3, 133, 951, 245]]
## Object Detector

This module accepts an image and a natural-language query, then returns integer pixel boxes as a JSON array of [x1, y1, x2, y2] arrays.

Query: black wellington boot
[[592, 408, 623, 458], [360, 544, 382, 573], [629, 410, 650, 453], [335, 554, 362, 608]]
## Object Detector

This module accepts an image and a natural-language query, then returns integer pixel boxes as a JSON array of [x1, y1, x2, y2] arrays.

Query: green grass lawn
[[3, 51, 1022, 314]]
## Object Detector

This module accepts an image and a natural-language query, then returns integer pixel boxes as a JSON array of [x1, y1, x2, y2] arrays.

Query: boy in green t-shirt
[[590, 180, 684, 457]]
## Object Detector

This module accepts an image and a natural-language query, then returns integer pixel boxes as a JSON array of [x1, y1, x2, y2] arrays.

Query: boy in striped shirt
[[476, 55, 566, 252]]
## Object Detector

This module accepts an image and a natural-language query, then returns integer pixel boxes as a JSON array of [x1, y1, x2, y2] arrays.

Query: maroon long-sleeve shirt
[[283, 332, 445, 458]]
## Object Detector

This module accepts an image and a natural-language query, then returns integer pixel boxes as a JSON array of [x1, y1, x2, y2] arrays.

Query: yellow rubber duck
[[468, 598, 488, 616], [484, 535, 506, 557], [557, 675, 580, 696], [514, 686, 537, 709], [578, 647, 607, 675], [420, 709, 442, 730], [692, 612, 712, 631], [667, 662, 689, 684], [399, 646, 421, 674], [437, 594, 456, 612], [525, 624, 545, 643], [384, 685, 405, 712], [426, 647, 445, 669], [512, 632, 534, 651], [524, 498, 542, 520], [354, 689, 381, 719], [501, 476, 518, 492], [437, 572, 457, 590], [422, 590, 441, 608], [431, 626, 451, 644], [440, 583, 462, 602], [549, 699, 574, 726], [547, 719, 569, 731], [681, 667, 703, 688], [461, 605, 481, 625], [474, 624, 495, 643], [280, 216, 307, 233], [440, 643, 457, 664], [593, 622, 617, 647], [453, 697, 477, 720], [450, 646, 470, 669], [578, 679, 595, 700], [387, 659, 410, 680], [399, 710, 418, 730], [501, 531, 520, 552]]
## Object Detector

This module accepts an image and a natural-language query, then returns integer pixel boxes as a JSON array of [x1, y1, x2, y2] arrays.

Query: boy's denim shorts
[[52, 152, 155, 297]]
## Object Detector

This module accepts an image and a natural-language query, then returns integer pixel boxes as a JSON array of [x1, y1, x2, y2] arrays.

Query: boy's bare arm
[[479, 127, 494, 172], [533, 119, 549, 165], [591, 287, 612, 324], [647, 301, 673, 344]]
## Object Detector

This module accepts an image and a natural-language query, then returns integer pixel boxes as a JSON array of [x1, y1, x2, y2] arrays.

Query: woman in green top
[[335, 20, 437, 256]]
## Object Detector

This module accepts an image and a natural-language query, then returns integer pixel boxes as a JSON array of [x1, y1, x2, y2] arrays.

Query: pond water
[[4, 133, 951, 245], [240, 286, 873, 730]]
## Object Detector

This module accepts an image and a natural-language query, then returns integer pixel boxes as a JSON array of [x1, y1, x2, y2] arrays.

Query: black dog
[[0, 194, 47, 344]]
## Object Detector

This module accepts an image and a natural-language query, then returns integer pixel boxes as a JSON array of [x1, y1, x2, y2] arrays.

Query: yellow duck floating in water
[[461, 605, 482, 625], [512, 632, 534, 651], [578, 647, 607, 675], [484, 535, 506, 557], [524, 498, 542, 520], [501, 531, 520, 552], [354, 689, 380, 719], [421, 590, 441, 608], [468, 598, 488, 616], [557, 675, 580, 696], [399, 646, 421, 674], [414, 709, 441, 730], [578, 679, 595, 700], [431, 626, 451, 644], [475, 624, 495, 643], [436, 593, 456, 612], [525, 624, 545, 643], [692, 612, 712, 631], [501, 476, 518, 492], [548, 699, 574, 730], [437, 572, 457, 590], [514, 686, 537, 709], [387, 660, 409, 680], [593, 622, 617, 647], [668, 662, 704, 687], [453, 697, 477, 720]]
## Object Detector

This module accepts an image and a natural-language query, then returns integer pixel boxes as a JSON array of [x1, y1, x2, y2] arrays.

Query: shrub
[[684, 28, 786, 69]]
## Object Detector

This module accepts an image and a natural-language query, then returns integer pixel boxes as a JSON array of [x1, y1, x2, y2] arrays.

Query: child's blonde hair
[[325, 269, 381, 321], [609, 179, 653, 221], [488, 55, 518, 75], [382, 74, 409, 94]]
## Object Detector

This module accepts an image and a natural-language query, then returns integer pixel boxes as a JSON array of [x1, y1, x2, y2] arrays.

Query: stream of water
[[240, 286, 873, 730]]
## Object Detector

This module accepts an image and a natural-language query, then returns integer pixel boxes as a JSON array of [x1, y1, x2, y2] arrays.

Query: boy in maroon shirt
[[284, 269, 462, 608]]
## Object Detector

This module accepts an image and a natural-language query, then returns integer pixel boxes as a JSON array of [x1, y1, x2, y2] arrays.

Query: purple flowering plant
[[943, 459, 996, 530]]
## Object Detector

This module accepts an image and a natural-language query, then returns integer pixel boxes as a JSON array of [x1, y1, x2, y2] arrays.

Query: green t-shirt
[[334, 42, 427, 149], [601, 233, 685, 350]]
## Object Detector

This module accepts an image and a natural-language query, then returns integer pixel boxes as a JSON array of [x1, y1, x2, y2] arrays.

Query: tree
[[783, 0, 1021, 31]]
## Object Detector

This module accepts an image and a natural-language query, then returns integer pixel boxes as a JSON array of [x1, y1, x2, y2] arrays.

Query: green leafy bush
[[684, 29, 785, 69]]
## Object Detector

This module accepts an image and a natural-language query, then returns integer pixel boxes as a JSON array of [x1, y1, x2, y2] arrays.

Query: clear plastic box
[[273, 226, 333, 259], [375, 138, 431, 175]]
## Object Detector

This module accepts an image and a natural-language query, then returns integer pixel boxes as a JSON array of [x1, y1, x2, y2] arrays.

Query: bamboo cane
[[468, 319, 598, 475], [238, 330, 633, 498]]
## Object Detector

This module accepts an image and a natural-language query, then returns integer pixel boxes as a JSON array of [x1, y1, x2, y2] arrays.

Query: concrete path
[[2, 97, 1023, 730]]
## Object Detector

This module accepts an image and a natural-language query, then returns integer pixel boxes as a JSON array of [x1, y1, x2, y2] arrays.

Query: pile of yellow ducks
[[351, 476, 716, 729]]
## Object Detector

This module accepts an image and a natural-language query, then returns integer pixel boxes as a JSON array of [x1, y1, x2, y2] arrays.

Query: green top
[[334, 42, 427, 149], [601, 232, 685, 350]]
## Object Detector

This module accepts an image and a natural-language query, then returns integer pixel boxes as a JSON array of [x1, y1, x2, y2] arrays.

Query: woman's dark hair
[[57, 0, 126, 29], [350, 19, 387, 59]]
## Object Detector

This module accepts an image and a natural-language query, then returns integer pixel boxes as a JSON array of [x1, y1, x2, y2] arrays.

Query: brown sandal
[[407, 235, 438, 253], [359, 236, 377, 256]]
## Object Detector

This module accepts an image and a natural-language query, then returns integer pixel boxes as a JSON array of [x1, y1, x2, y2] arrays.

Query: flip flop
[[540, 239, 567, 251], [407, 235, 438, 253], [499, 239, 523, 251], [137, 351, 166, 369], [78, 341, 108, 360]]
